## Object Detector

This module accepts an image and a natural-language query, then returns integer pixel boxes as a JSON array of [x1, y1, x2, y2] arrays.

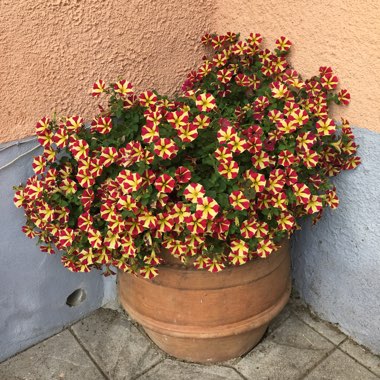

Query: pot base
[[119, 241, 291, 363], [145, 325, 268, 363]]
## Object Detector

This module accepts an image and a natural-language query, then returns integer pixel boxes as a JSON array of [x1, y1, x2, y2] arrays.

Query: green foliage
[[14, 32, 360, 277]]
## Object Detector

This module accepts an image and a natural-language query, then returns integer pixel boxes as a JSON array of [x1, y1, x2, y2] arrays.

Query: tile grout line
[[297, 345, 340, 380], [0, 326, 68, 365], [336, 346, 380, 379], [68, 327, 110, 380], [220, 364, 250, 380], [0, 307, 105, 364], [132, 358, 166, 380], [298, 336, 350, 380], [291, 306, 380, 378], [290, 305, 350, 380], [290, 309, 346, 347]]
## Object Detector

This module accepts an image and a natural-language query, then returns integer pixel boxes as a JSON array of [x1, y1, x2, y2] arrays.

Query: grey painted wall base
[[291, 127, 380, 354], [1, 126, 379, 360], [0, 139, 116, 362]]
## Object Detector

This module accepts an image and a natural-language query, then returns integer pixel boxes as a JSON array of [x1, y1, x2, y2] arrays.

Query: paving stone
[[138, 359, 243, 380], [340, 339, 380, 377], [304, 349, 378, 380], [234, 314, 334, 380], [4, 305, 379, 380], [290, 298, 346, 345], [102, 299, 122, 312], [71, 308, 163, 380], [0, 330, 104, 380]]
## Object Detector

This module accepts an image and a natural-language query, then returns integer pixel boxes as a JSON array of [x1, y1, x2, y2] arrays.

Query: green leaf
[[202, 155, 217, 168], [207, 190, 216, 199], [215, 193, 230, 208], [159, 124, 176, 138]]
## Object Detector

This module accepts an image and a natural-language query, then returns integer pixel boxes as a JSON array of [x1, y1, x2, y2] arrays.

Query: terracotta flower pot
[[118, 240, 291, 363]]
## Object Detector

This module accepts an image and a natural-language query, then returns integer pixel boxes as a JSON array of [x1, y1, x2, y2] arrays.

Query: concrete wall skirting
[[291, 127, 380, 354], [0, 139, 116, 362], [1, 126, 379, 360]]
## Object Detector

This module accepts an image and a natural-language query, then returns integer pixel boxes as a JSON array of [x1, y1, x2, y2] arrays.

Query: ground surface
[[1, 298, 379, 380]]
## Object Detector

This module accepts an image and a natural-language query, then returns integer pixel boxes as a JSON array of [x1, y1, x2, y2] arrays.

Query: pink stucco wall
[[214, 0, 380, 132], [0, 0, 215, 143], [1, 1, 379, 143]]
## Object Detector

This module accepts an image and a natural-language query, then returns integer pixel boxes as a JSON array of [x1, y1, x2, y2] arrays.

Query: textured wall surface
[[1, 0, 379, 358], [214, 0, 380, 354], [215, 0, 380, 132], [0, 138, 115, 362], [291, 127, 380, 354], [0, 0, 215, 143]]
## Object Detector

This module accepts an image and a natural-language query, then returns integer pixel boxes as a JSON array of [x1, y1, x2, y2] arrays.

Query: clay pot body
[[118, 240, 291, 363]]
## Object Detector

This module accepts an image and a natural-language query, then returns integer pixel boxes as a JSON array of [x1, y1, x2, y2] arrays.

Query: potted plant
[[14, 32, 360, 363]]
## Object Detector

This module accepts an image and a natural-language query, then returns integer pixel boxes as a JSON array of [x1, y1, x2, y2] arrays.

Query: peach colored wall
[[2, 1, 379, 143], [215, 0, 380, 132], [0, 0, 215, 143]]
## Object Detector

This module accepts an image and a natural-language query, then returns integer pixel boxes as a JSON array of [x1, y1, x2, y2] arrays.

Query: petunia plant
[[14, 33, 360, 279]]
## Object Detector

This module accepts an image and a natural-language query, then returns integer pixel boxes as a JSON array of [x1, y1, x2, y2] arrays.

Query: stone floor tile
[[102, 299, 122, 312], [234, 314, 334, 380], [340, 339, 380, 377], [290, 298, 346, 345], [138, 359, 244, 380], [304, 349, 378, 380], [71, 308, 163, 380], [0, 330, 104, 380]]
